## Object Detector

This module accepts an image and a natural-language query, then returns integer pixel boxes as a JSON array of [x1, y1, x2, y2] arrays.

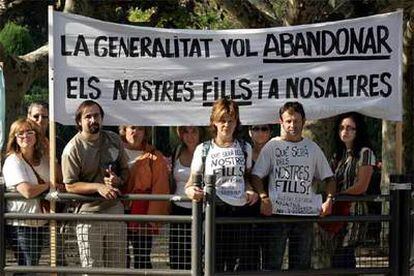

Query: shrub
[[0, 22, 34, 55]]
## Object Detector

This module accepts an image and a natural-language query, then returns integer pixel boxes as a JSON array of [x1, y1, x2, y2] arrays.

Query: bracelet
[[327, 194, 334, 201], [260, 195, 269, 200]]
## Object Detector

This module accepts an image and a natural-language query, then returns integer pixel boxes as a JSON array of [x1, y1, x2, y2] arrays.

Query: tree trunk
[[402, 18, 414, 173], [213, 0, 281, 27], [0, 43, 48, 132]]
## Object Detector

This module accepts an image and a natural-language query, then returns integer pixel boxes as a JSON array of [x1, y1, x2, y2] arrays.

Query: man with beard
[[252, 101, 335, 271], [61, 100, 128, 269]]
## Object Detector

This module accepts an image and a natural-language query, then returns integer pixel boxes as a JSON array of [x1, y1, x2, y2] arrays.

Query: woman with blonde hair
[[185, 98, 259, 272], [3, 118, 50, 267], [119, 125, 170, 269]]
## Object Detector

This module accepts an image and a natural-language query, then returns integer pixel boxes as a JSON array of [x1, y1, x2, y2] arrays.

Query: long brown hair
[[6, 118, 44, 162]]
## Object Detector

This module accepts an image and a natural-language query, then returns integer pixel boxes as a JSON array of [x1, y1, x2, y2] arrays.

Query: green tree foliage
[[0, 22, 34, 55], [128, 2, 236, 29]]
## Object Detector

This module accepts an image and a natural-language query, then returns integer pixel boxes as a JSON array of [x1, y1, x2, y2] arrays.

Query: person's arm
[[65, 182, 119, 200], [251, 174, 267, 198], [3, 155, 50, 199], [185, 173, 204, 202], [341, 165, 373, 195], [184, 145, 204, 202], [245, 168, 258, 205], [147, 152, 170, 215], [320, 176, 336, 217], [251, 175, 272, 216], [16, 182, 50, 199], [244, 143, 258, 205]]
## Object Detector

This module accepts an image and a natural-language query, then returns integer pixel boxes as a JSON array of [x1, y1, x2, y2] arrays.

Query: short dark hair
[[279, 101, 306, 121], [75, 100, 104, 131]]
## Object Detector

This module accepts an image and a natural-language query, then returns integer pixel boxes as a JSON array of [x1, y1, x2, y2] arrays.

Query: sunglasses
[[15, 130, 36, 138], [32, 114, 49, 120], [251, 126, 270, 132]]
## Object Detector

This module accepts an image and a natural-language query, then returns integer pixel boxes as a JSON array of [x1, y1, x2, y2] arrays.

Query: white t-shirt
[[124, 148, 144, 168], [2, 153, 47, 226], [33, 156, 50, 183], [191, 139, 252, 206], [253, 137, 333, 216], [173, 158, 192, 209]]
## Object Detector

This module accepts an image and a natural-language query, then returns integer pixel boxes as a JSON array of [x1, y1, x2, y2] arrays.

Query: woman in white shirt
[[169, 126, 202, 269], [185, 98, 259, 272], [3, 118, 50, 267]]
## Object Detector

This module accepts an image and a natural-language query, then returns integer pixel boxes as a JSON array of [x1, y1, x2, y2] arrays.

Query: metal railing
[[0, 173, 412, 275]]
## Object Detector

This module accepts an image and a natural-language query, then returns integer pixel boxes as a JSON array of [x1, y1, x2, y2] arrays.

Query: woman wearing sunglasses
[[249, 125, 272, 165], [248, 124, 273, 270], [2, 118, 51, 267]]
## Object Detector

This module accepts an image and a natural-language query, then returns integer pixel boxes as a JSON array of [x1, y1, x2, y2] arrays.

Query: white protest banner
[[50, 10, 402, 126]]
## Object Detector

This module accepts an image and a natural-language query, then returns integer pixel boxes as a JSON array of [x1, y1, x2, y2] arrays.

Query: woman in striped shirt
[[330, 112, 376, 268]]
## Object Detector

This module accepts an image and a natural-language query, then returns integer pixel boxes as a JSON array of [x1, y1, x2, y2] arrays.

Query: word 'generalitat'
[[61, 35, 214, 58]]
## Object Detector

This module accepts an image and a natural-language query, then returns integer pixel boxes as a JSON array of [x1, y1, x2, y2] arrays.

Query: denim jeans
[[6, 225, 45, 266], [263, 220, 313, 270]]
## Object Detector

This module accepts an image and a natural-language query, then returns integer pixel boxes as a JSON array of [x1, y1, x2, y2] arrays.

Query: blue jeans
[[263, 220, 313, 270], [6, 225, 45, 266]]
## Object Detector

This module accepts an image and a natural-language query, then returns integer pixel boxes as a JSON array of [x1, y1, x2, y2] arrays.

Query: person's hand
[[104, 166, 121, 187], [246, 190, 259, 206], [97, 184, 120, 200], [260, 197, 273, 216], [185, 185, 204, 202], [320, 197, 333, 217], [56, 183, 66, 192]]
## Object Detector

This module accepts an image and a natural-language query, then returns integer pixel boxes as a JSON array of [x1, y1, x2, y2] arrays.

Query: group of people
[[2, 98, 376, 272]]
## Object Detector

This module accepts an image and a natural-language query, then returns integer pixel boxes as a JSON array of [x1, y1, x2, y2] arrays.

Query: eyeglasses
[[339, 125, 356, 132], [251, 126, 270, 132], [32, 114, 49, 120], [15, 130, 36, 138]]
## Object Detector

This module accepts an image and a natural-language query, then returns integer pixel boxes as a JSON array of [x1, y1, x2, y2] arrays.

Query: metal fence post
[[0, 177, 5, 276], [398, 174, 412, 275], [192, 174, 203, 276], [205, 175, 215, 276], [389, 174, 402, 275]]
